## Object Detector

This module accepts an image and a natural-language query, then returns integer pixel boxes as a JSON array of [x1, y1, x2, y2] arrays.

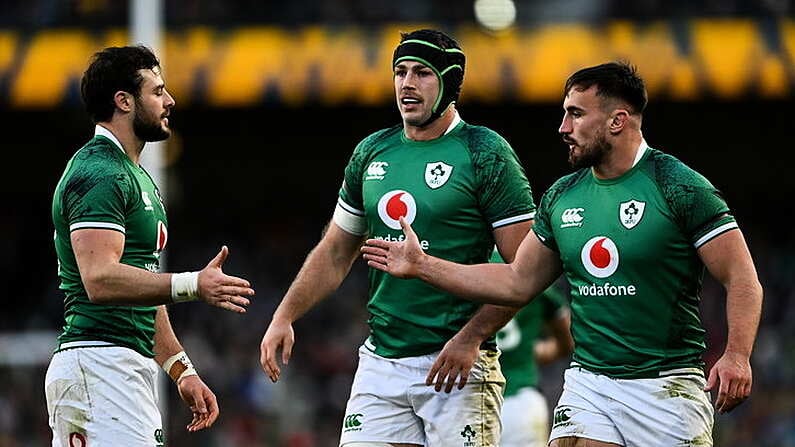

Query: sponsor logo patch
[[366, 161, 389, 180], [377, 190, 416, 230], [561, 208, 584, 228]]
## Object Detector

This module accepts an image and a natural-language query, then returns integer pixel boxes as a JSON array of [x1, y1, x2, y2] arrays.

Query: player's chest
[[360, 150, 475, 218], [126, 172, 168, 253], [551, 182, 682, 268]]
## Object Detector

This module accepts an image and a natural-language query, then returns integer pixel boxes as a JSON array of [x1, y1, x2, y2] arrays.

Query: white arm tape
[[332, 203, 368, 236], [171, 271, 199, 303], [162, 351, 198, 383]]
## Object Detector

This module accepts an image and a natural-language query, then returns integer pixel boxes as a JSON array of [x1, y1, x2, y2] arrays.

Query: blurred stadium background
[[1, 0, 793, 446]]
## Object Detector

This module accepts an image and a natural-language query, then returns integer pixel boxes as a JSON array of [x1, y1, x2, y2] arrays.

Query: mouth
[[563, 138, 577, 149], [401, 97, 422, 106]]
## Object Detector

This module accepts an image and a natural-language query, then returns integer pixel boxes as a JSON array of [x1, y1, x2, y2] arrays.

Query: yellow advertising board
[[1, 20, 792, 107]]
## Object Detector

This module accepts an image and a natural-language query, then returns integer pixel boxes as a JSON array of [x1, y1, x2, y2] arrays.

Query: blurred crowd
[[0, 0, 791, 28]]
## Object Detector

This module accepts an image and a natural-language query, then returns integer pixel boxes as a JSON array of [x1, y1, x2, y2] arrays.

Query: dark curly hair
[[80, 45, 160, 123], [564, 61, 647, 115]]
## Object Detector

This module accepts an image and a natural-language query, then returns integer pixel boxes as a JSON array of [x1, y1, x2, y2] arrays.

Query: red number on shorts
[[69, 432, 87, 447]]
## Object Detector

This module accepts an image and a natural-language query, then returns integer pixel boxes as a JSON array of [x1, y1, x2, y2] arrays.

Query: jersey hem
[[569, 362, 705, 380], [56, 337, 155, 358]]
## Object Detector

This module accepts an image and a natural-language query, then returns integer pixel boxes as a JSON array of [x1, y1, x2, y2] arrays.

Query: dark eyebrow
[[565, 105, 584, 113], [394, 62, 431, 72]]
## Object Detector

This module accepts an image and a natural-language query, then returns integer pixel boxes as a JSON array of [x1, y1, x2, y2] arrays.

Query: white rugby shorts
[[340, 344, 505, 446], [549, 367, 713, 447], [45, 342, 164, 447]]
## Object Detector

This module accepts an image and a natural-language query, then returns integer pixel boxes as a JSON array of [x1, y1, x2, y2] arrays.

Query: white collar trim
[[632, 139, 649, 167], [444, 110, 461, 135], [94, 125, 125, 154]]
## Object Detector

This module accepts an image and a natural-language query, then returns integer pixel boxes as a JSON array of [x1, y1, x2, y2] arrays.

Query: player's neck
[[592, 133, 644, 179], [100, 120, 146, 164], [404, 107, 456, 141]]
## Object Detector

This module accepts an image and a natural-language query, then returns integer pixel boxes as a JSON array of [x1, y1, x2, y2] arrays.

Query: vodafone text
[[578, 282, 637, 297], [373, 234, 430, 250]]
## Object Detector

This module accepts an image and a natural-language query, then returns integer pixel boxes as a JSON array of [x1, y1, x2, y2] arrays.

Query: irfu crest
[[619, 200, 646, 229], [425, 161, 453, 189]]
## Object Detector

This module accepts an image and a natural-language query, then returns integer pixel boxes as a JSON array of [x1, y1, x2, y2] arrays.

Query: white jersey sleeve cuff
[[492, 211, 535, 229], [70, 221, 126, 233], [333, 200, 367, 236], [693, 222, 738, 248]]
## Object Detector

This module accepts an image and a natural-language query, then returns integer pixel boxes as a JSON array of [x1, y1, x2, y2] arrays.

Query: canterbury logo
[[560, 208, 584, 228], [344, 413, 363, 429]]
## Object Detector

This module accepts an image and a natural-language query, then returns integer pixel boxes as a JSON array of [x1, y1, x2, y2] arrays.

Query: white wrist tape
[[170, 271, 199, 303], [162, 351, 198, 383]]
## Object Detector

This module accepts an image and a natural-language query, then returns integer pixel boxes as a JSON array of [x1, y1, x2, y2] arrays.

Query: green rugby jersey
[[533, 143, 738, 378], [51, 127, 168, 358], [492, 250, 567, 397], [339, 117, 535, 358]]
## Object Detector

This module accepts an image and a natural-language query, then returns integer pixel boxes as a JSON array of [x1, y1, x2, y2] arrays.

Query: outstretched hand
[[361, 217, 425, 278], [198, 246, 255, 313], [177, 375, 219, 432], [705, 351, 752, 413]]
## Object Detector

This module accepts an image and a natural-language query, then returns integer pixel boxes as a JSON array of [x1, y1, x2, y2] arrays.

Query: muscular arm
[[153, 306, 183, 363], [425, 221, 564, 392], [271, 222, 366, 324], [261, 221, 365, 381], [699, 228, 763, 413], [72, 229, 253, 310], [153, 306, 219, 431], [449, 221, 532, 352], [364, 218, 562, 307], [72, 229, 171, 304], [417, 232, 561, 306]]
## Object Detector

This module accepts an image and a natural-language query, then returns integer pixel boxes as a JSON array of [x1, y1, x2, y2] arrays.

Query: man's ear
[[609, 109, 629, 134], [113, 91, 133, 113]]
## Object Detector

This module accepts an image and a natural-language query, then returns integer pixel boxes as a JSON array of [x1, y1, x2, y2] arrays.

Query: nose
[[164, 89, 175, 108], [401, 71, 417, 90], [559, 114, 571, 135]]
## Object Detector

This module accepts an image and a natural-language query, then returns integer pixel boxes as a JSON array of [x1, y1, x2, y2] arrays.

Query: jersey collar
[[94, 124, 125, 154], [632, 138, 649, 168], [443, 109, 461, 135]]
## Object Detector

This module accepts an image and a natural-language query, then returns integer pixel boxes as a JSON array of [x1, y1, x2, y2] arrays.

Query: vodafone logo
[[156, 220, 168, 252], [580, 236, 619, 278], [377, 190, 417, 230]]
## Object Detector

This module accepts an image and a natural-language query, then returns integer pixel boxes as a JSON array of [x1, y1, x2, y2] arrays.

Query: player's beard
[[133, 99, 170, 142], [568, 128, 612, 169]]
